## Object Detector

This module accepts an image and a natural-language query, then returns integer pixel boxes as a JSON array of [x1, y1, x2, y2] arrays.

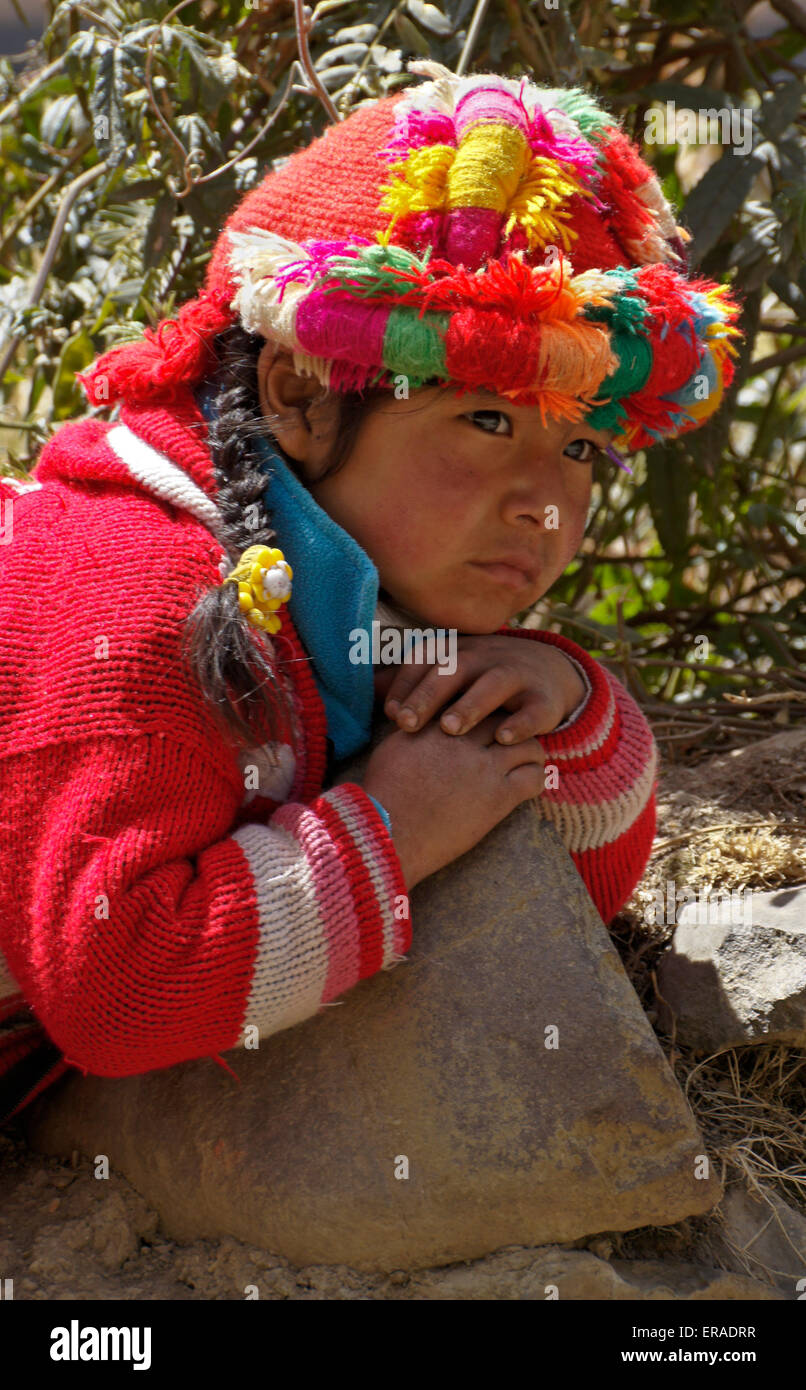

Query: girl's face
[[258, 353, 614, 631]]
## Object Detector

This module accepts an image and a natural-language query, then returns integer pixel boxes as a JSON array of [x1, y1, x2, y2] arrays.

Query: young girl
[[0, 59, 743, 1126]]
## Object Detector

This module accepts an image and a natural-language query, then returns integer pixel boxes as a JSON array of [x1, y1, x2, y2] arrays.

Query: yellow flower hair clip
[[221, 544, 293, 634]]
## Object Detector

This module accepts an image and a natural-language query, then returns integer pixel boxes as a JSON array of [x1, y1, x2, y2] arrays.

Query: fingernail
[[399, 707, 417, 729], [498, 728, 514, 743], [385, 699, 400, 714], [442, 713, 462, 733]]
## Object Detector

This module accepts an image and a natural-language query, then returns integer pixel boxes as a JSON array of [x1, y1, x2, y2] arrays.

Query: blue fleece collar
[[196, 386, 378, 758]]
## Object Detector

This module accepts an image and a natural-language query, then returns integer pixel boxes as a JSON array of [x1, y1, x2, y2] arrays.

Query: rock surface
[[404, 1247, 786, 1300], [25, 792, 722, 1273], [0, 1132, 782, 1301], [657, 886, 806, 1051], [708, 1181, 806, 1297]]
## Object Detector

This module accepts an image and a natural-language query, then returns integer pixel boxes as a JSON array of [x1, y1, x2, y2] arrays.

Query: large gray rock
[[24, 764, 722, 1273], [657, 886, 806, 1051]]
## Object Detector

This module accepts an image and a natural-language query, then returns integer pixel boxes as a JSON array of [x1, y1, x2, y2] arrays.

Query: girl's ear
[[256, 341, 339, 481]]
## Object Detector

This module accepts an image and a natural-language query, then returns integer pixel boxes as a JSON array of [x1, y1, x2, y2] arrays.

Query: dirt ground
[[1, 722, 804, 1300]]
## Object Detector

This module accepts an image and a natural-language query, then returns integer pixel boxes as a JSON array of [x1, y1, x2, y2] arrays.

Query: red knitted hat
[[79, 59, 744, 453]]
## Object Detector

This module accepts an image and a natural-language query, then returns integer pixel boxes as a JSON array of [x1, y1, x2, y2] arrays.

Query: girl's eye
[[466, 410, 512, 436], [564, 438, 604, 464], [465, 413, 606, 461]]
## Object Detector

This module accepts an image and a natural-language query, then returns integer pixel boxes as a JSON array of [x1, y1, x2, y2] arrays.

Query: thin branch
[[292, 0, 339, 123], [749, 342, 806, 375], [0, 138, 92, 258], [758, 321, 806, 335], [456, 0, 492, 76], [143, 0, 201, 197], [769, 0, 806, 37], [651, 820, 806, 854], [0, 160, 110, 380], [0, 56, 66, 127], [191, 62, 298, 188], [723, 689, 806, 708]]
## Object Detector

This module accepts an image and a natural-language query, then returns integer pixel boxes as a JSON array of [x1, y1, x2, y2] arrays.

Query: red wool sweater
[[0, 391, 658, 1125]]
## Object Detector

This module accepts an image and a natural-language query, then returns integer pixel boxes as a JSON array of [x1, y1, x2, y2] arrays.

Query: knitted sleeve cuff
[[288, 781, 412, 977], [366, 793, 394, 834], [495, 624, 610, 752], [209, 783, 412, 1046], [548, 651, 593, 731]]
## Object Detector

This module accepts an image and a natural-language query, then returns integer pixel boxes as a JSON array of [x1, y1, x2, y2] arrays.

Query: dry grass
[[600, 719, 806, 1274]]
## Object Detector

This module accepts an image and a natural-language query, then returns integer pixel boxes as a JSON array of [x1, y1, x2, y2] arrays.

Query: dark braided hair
[[181, 323, 391, 750]]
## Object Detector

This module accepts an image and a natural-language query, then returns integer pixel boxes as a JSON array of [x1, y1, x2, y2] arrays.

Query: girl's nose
[[499, 478, 563, 530]]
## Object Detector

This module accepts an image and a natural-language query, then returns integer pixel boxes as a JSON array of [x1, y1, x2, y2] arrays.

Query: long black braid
[[181, 323, 389, 750]]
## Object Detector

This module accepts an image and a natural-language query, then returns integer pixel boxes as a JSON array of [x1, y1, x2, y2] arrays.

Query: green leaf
[[746, 502, 768, 527], [90, 43, 131, 169], [64, 30, 97, 85], [167, 27, 226, 109], [757, 80, 802, 143], [405, 1, 453, 36], [143, 192, 175, 271], [683, 150, 765, 262], [52, 330, 95, 419], [88, 294, 117, 336], [394, 13, 432, 55], [636, 83, 732, 112], [645, 446, 693, 561], [41, 94, 79, 146]]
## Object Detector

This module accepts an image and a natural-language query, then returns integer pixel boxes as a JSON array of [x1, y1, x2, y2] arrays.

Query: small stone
[[658, 885, 806, 1051], [49, 1173, 76, 1190]]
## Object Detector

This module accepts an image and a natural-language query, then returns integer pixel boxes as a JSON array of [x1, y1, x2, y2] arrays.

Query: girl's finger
[[384, 650, 476, 730], [463, 717, 546, 765], [494, 692, 565, 743], [436, 664, 525, 735], [383, 651, 436, 718]]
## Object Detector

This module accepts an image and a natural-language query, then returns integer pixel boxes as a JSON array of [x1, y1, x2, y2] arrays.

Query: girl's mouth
[[469, 560, 536, 590]]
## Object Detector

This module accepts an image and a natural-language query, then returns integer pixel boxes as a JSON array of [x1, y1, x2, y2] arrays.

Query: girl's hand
[[380, 633, 587, 743], [362, 715, 546, 890]]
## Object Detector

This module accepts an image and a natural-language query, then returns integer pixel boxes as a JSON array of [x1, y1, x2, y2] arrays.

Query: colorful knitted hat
[[80, 59, 744, 454]]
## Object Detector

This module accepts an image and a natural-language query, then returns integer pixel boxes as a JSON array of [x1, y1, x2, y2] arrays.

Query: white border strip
[[107, 423, 225, 542]]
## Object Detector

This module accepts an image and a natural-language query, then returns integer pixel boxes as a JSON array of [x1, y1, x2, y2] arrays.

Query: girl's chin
[[382, 576, 547, 631], [391, 597, 515, 633]]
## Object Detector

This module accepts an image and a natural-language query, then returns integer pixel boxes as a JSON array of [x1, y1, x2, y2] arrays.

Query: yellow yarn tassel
[[505, 155, 594, 254], [448, 121, 529, 209], [377, 145, 454, 243], [221, 545, 293, 635]]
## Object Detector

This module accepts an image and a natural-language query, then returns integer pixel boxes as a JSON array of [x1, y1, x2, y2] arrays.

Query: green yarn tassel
[[539, 87, 613, 138], [591, 330, 653, 407], [607, 332, 652, 395], [383, 307, 449, 383], [320, 243, 432, 300], [585, 399, 629, 432], [583, 271, 650, 334]]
